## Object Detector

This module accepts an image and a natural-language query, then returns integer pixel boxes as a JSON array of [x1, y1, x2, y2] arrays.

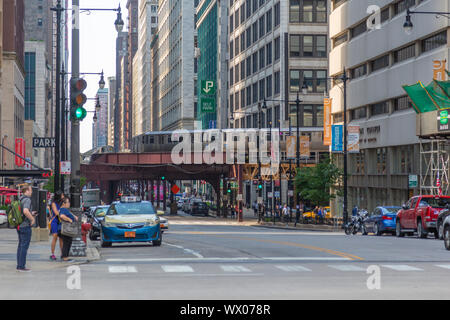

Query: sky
[[72, 0, 129, 153]]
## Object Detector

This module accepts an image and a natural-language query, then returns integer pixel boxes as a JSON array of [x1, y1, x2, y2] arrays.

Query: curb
[[255, 223, 343, 233]]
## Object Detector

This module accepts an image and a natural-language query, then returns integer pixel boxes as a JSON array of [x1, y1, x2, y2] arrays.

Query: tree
[[294, 155, 343, 206]]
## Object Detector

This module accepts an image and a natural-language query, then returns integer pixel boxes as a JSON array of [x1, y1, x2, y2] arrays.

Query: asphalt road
[[2, 215, 450, 300]]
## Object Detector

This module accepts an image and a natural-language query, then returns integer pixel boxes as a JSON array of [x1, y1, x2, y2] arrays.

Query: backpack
[[7, 200, 23, 228]]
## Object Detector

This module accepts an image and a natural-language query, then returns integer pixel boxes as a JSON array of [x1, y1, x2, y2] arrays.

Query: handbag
[[60, 211, 78, 238]]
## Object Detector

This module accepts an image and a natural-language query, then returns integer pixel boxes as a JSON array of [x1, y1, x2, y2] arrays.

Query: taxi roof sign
[[120, 196, 141, 203]]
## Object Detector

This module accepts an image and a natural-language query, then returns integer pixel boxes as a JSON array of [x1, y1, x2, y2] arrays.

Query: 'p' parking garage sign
[[32, 137, 56, 148]]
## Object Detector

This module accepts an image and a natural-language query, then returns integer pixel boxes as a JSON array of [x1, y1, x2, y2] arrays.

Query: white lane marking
[[381, 265, 423, 271], [165, 243, 204, 258], [106, 257, 350, 263], [161, 265, 194, 273], [108, 266, 137, 273], [276, 265, 312, 272], [220, 265, 252, 272], [435, 265, 450, 270], [329, 265, 366, 272]]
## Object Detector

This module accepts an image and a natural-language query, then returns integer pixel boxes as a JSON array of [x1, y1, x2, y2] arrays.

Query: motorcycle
[[344, 209, 368, 235]]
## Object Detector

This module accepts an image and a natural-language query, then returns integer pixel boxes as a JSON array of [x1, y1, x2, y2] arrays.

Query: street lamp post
[[403, 8, 450, 34]]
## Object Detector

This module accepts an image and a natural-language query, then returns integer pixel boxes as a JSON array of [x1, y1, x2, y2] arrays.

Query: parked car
[[436, 207, 450, 239], [184, 198, 202, 214], [363, 206, 401, 236], [87, 205, 110, 240], [396, 195, 450, 238], [191, 201, 209, 216], [0, 210, 7, 227], [443, 215, 450, 250], [177, 198, 186, 210]]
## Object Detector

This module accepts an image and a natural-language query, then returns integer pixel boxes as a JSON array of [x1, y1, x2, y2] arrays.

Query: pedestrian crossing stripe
[[328, 265, 366, 272], [220, 265, 251, 272], [161, 265, 194, 273], [435, 265, 450, 270], [381, 265, 423, 271], [108, 266, 137, 273], [275, 265, 312, 272]]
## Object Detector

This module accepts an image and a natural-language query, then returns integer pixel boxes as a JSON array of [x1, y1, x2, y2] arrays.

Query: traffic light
[[70, 78, 87, 121], [227, 183, 231, 193], [257, 181, 263, 190], [161, 176, 165, 181]]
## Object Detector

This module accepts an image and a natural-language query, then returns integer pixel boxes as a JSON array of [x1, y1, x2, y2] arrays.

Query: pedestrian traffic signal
[[70, 78, 87, 121]]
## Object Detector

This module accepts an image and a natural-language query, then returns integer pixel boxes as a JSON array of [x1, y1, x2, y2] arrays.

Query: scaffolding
[[419, 139, 450, 196]]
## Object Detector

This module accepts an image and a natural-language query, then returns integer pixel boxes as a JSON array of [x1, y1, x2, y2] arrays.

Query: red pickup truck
[[396, 195, 450, 238]]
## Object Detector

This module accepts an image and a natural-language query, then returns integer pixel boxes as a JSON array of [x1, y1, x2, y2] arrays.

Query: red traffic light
[[72, 78, 87, 91]]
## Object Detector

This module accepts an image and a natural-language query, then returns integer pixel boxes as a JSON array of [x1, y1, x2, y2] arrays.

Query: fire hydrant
[[81, 223, 91, 244]]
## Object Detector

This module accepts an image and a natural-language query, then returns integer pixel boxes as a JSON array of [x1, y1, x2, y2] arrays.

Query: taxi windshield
[[111, 202, 156, 215]]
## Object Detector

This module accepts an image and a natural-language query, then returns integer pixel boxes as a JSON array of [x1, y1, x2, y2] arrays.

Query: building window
[[394, 96, 413, 112], [38, 18, 43, 26], [394, 44, 415, 63], [241, 61, 246, 81], [259, 79, 265, 101], [290, 69, 327, 93], [266, 75, 273, 97], [252, 82, 258, 103], [235, 91, 240, 110], [274, 2, 280, 27], [351, 107, 367, 120], [376, 148, 387, 174], [259, 15, 265, 38], [351, 20, 367, 39], [333, 32, 347, 48], [290, 34, 327, 57], [266, 9, 272, 33], [246, 27, 252, 48], [422, 30, 447, 53], [259, 47, 265, 69], [241, 89, 246, 109], [370, 101, 389, 116], [252, 52, 258, 73], [266, 42, 273, 65], [246, 86, 252, 106], [252, 21, 258, 43], [394, 0, 416, 16], [25, 52, 36, 121], [246, 56, 252, 77], [241, 33, 246, 51], [289, 0, 327, 23], [371, 54, 389, 72], [274, 71, 281, 95], [274, 37, 281, 61], [351, 64, 367, 79]]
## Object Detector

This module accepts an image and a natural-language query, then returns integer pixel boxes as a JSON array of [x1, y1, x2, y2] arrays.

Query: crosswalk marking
[[108, 266, 137, 273], [161, 265, 194, 273], [220, 265, 251, 272], [275, 265, 311, 272], [328, 265, 366, 272], [381, 265, 423, 271]]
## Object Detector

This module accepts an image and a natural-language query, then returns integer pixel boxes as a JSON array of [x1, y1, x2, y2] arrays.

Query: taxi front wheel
[[100, 231, 112, 247], [153, 230, 162, 247]]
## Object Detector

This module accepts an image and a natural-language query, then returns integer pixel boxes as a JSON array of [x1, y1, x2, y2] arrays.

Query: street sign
[[331, 125, 343, 152], [171, 184, 180, 194], [274, 191, 280, 198], [237, 194, 243, 201], [438, 109, 450, 131], [257, 197, 263, 204], [25, 157, 32, 170], [408, 175, 418, 188], [201, 80, 216, 95], [60, 161, 71, 175], [201, 97, 216, 113], [33, 137, 56, 148]]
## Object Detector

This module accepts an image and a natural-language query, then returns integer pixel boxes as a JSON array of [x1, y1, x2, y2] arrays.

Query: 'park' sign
[[33, 137, 56, 148]]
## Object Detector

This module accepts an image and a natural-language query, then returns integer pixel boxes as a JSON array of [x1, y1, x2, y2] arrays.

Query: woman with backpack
[[49, 191, 64, 261]]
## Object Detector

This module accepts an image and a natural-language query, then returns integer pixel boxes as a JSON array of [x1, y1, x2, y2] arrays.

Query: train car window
[[150, 136, 154, 144]]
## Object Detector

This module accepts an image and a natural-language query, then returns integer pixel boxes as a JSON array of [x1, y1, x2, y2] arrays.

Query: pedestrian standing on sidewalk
[[58, 197, 78, 262], [16, 185, 36, 272], [282, 204, 289, 227], [49, 191, 64, 261]]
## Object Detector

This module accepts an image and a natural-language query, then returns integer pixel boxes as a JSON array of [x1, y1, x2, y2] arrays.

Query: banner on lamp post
[[323, 98, 332, 146], [347, 126, 360, 153]]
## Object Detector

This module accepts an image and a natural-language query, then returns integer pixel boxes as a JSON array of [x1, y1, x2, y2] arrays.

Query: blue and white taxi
[[100, 196, 162, 247]]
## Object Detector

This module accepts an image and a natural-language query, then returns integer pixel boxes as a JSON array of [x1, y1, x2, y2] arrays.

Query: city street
[[1, 215, 450, 300]]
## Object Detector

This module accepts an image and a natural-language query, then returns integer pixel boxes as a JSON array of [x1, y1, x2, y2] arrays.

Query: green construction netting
[[402, 72, 450, 114]]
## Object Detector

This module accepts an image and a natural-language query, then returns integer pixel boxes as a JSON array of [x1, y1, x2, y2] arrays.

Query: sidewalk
[[0, 227, 100, 272], [207, 209, 342, 232]]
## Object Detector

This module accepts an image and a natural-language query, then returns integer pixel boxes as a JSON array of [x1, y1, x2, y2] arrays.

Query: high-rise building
[[150, 33, 159, 131], [137, 0, 158, 134], [157, 0, 197, 130], [329, 0, 450, 213], [108, 76, 116, 147], [1, 0, 25, 174], [92, 88, 108, 149], [229, 0, 329, 206], [114, 31, 127, 152], [196, 0, 228, 129], [126, 0, 138, 144], [24, 0, 54, 169]]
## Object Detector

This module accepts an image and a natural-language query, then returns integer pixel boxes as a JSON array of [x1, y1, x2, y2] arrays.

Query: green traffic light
[[161, 176, 165, 180], [74, 107, 87, 120]]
